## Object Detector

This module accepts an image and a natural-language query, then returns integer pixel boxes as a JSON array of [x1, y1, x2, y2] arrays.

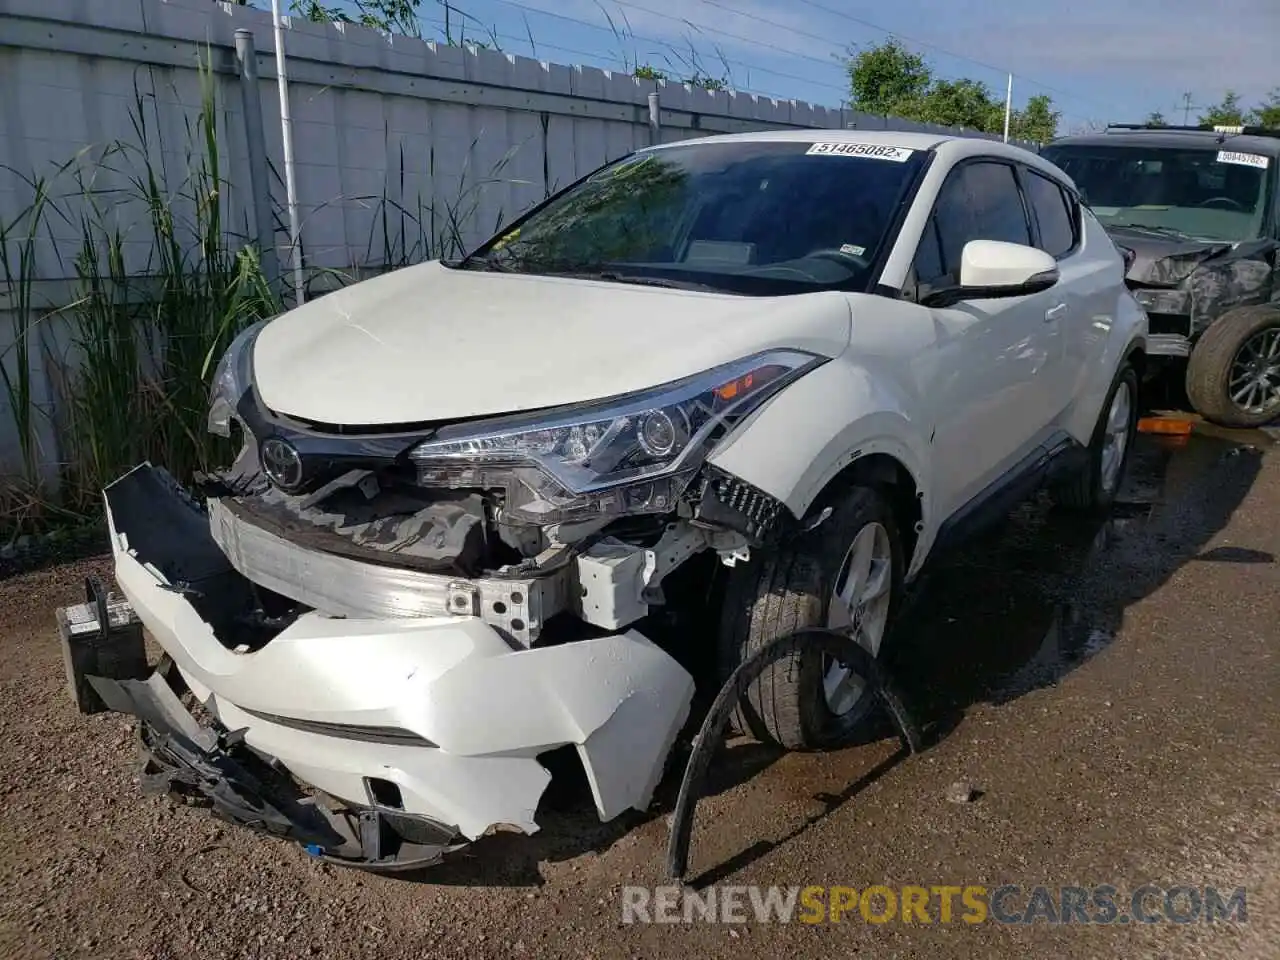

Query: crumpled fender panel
[[1116, 229, 1279, 337], [104, 465, 695, 840], [707, 352, 930, 523]]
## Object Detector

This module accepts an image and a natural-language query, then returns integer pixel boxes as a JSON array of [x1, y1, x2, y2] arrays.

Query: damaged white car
[[74, 130, 1147, 870]]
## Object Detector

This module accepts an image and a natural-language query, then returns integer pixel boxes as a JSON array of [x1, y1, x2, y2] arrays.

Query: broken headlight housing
[[409, 350, 824, 524], [207, 318, 272, 438]]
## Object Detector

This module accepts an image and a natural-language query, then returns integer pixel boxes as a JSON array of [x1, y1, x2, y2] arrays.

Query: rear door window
[[1024, 170, 1078, 258]]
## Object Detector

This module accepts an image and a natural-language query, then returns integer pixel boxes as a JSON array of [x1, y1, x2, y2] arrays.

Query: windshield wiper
[[455, 254, 520, 272], [1107, 222, 1196, 240], [531, 268, 722, 291], [594, 271, 719, 291], [452, 261, 723, 290]]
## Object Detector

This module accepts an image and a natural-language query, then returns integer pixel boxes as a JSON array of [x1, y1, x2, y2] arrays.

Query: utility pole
[[270, 0, 305, 308], [1003, 73, 1013, 143], [1180, 92, 1194, 125]]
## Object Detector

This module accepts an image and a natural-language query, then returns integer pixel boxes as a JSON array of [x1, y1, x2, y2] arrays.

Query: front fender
[[1061, 290, 1148, 445], [707, 358, 932, 526]]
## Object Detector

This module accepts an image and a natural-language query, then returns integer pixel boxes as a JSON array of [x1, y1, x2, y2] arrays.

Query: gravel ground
[[1, 426, 1278, 959]]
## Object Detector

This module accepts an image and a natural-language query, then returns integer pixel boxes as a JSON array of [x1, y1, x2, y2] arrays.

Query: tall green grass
[[0, 166, 61, 531], [1, 59, 521, 540], [0, 62, 281, 536]]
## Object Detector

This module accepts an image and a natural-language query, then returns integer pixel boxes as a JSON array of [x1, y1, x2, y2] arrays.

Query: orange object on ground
[[1137, 416, 1195, 436]]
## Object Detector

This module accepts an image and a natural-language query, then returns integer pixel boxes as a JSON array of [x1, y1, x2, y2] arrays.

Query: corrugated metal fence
[[0, 0, 1038, 484]]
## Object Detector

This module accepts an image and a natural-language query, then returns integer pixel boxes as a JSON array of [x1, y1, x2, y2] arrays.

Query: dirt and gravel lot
[[2, 422, 1279, 959]]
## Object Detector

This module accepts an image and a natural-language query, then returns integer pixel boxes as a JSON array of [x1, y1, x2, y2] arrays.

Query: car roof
[[1046, 127, 1280, 158], [647, 129, 951, 152], [644, 128, 1072, 185]]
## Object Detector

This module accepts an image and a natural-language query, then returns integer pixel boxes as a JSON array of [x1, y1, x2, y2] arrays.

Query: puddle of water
[[889, 426, 1268, 721], [1186, 420, 1276, 447], [987, 604, 1118, 701]]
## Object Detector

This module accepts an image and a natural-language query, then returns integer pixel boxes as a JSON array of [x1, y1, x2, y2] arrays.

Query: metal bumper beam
[[207, 497, 567, 645]]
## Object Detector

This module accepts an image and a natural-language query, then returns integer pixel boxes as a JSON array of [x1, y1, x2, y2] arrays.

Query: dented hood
[[1106, 225, 1278, 334], [1109, 225, 1237, 287], [252, 261, 853, 425]]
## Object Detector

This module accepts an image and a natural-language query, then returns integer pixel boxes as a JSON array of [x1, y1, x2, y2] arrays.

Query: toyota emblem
[[261, 437, 304, 490]]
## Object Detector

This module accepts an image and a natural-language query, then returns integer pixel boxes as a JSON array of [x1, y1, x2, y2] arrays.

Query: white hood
[[251, 261, 852, 425]]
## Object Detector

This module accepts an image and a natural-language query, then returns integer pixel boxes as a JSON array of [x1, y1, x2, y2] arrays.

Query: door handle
[[1044, 303, 1068, 323]]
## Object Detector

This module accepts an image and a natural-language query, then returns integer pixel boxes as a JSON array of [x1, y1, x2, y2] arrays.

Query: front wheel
[[1186, 305, 1280, 428], [716, 485, 904, 750], [1052, 363, 1138, 511]]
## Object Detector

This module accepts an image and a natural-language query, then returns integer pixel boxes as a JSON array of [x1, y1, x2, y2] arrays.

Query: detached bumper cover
[[90, 669, 463, 870], [101, 465, 695, 861]]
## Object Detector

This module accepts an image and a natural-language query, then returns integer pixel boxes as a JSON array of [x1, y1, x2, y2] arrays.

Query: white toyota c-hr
[[90, 130, 1147, 869]]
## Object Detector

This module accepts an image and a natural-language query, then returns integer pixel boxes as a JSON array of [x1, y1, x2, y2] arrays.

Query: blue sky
[[318, 0, 1278, 133]]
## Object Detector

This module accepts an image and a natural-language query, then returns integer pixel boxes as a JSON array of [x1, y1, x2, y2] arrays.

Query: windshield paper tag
[[807, 142, 914, 161], [1216, 150, 1270, 169]]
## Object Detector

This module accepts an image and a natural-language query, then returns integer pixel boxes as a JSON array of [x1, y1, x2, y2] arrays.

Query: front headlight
[[207, 318, 271, 437], [409, 349, 823, 524]]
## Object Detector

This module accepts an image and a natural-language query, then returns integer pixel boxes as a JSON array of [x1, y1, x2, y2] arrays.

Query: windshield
[[1040, 143, 1273, 243], [456, 140, 927, 295]]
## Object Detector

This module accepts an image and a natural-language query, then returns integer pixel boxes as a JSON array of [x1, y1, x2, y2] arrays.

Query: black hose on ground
[[665, 627, 923, 881]]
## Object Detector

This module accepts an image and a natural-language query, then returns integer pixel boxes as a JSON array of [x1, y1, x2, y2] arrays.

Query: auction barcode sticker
[[1216, 150, 1270, 169], [807, 142, 914, 161]]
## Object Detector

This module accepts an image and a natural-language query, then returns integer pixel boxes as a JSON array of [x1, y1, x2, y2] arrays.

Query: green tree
[[1011, 94, 1062, 143], [846, 40, 1059, 142], [1257, 89, 1280, 129], [1145, 110, 1167, 127], [915, 78, 1003, 130], [846, 38, 932, 117], [1198, 90, 1256, 127]]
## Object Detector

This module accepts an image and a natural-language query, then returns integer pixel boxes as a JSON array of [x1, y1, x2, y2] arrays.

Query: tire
[[1186, 305, 1280, 428], [1052, 363, 1138, 512], [716, 484, 904, 750]]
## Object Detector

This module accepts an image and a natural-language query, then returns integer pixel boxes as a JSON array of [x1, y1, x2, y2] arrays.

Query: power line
[[710, 0, 1116, 116], [452, 0, 851, 94], [413, 14, 820, 101], [353, 0, 1109, 126], [591, 0, 1109, 119], [484, 0, 850, 77], [435, 0, 1057, 111], [410, 9, 839, 102], [667, 0, 848, 52], [788, 0, 1031, 78], [417, 15, 621, 65]]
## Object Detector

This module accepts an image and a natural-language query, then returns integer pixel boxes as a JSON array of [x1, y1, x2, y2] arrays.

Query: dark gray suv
[[1041, 124, 1280, 427]]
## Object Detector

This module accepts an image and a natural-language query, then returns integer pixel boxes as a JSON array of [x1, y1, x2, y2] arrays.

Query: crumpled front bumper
[[89, 667, 466, 870], [99, 465, 695, 868]]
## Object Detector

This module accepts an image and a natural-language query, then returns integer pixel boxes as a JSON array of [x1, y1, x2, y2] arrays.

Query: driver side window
[[914, 160, 1033, 290]]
